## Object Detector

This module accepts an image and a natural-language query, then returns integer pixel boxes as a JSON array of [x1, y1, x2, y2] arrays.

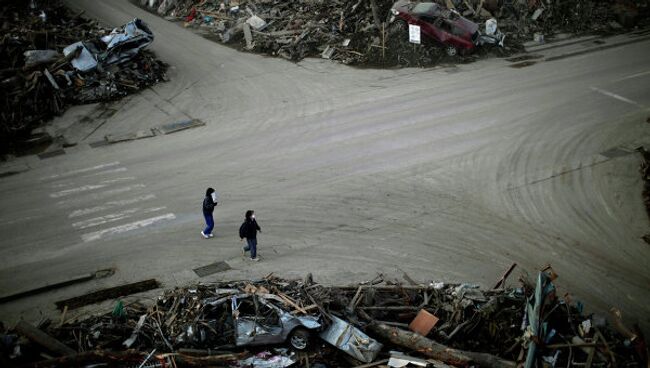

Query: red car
[[389, 1, 504, 56]]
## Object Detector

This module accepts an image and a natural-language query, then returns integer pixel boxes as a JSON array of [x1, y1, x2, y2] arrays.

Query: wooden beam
[[15, 321, 76, 356]]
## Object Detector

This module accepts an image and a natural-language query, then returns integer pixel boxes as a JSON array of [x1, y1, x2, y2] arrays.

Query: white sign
[[409, 24, 421, 44]]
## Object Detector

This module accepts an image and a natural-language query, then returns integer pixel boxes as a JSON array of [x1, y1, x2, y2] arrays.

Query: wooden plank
[[277, 292, 308, 314], [368, 322, 515, 368], [55, 279, 159, 310], [353, 359, 389, 368], [15, 321, 76, 356], [0, 273, 95, 304], [493, 263, 517, 289]]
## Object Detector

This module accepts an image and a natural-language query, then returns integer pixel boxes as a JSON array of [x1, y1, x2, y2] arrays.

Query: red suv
[[389, 1, 504, 56]]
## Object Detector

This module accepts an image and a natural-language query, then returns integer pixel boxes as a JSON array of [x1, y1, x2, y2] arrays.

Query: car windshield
[[412, 2, 438, 16]]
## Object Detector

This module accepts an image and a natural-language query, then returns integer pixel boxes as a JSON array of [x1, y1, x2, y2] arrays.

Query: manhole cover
[[193, 261, 232, 277]]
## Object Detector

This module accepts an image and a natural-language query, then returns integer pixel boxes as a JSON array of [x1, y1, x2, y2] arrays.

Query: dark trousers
[[244, 238, 257, 259], [203, 213, 214, 234]]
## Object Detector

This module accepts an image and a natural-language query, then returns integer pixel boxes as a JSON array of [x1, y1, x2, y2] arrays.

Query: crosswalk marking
[[51, 184, 107, 198], [81, 213, 176, 242], [72, 207, 166, 229], [43, 161, 176, 243], [41, 161, 120, 180], [69, 194, 157, 218], [83, 167, 128, 177]]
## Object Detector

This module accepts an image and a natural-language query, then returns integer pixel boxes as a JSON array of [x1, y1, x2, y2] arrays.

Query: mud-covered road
[[1, 0, 649, 331]]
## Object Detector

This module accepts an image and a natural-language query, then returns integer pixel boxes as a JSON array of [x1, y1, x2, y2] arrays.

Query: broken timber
[[15, 321, 76, 356], [55, 279, 160, 310], [368, 322, 516, 368]]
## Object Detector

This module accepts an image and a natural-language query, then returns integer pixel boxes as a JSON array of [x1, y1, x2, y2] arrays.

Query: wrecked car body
[[64, 18, 154, 72], [232, 294, 321, 350], [201, 292, 322, 350], [319, 315, 383, 363], [389, 1, 504, 55]]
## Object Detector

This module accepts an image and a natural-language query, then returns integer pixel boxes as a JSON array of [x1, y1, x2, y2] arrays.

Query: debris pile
[[0, 0, 167, 154], [141, 0, 649, 66], [638, 145, 650, 244], [2, 266, 648, 367]]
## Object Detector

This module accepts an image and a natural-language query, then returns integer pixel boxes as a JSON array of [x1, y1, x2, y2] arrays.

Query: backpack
[[239, 222, 247, 239]]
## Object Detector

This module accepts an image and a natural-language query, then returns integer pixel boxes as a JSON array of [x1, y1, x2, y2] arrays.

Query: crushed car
[[63, 18, 154, 72], [195, 292, 322, 350], [389, 1, 505, 56]]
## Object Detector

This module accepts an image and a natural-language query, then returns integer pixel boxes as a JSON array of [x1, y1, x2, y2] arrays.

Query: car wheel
[[389, 20, 408, 36], [446, 46, 457, 56], [288, 328, 310, 350]]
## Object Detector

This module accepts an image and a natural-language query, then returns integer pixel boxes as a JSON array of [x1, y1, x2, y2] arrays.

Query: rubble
[[2, 267, 648, 367], [0, 0, 167, 155], [638, 146, 650, 244], [140, 0, 650, 67]]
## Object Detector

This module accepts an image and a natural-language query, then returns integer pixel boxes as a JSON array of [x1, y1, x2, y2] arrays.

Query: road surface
[[1, 0, 649, 330]]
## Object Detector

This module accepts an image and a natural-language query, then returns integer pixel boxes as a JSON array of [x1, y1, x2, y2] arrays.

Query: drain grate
[[193, 261, 232, 277], [157, 119, 205, 135]]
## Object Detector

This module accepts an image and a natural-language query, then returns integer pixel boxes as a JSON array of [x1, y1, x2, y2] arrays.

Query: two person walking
[[201, 187, 262, 261]]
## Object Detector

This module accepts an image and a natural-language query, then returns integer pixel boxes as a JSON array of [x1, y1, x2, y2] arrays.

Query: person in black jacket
[[239, 210, 261, 261], [201, 187, 218, 239]]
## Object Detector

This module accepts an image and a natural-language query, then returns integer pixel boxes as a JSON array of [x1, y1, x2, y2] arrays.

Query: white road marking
[[41, 162, 120, 180], [72, 207, 166, 229], [99, 184, 147, 197], [81, 213, 176, 242], [56, 184, 147, 206], [590, 87, 645, 108], [50, 184, 107, 198], [99, 177, 136, 184], [50, 177, 135, 195], [615, 70, 650, 81], [69, 194, 156, 218], [83, 167, 128, 177]]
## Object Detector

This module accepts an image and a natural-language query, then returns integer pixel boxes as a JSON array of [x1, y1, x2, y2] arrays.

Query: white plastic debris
[[485, 18, 497, 36], [246, 15, 267, 31]]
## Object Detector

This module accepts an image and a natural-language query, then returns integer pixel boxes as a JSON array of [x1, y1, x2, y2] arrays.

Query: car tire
[[389, 20, 408, 36], [288, 328, 310, 351], [446, 46, 457, 56]]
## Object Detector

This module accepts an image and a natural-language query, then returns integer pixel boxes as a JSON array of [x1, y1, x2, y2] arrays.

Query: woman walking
[[239, 210, 261, 261], [201, 187, 218, 239]]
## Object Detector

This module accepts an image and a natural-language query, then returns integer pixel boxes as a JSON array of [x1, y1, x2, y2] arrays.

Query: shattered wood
[[0, 0, 168, 155], [140, 0, 650, 68], [2, 270, 647, 368]]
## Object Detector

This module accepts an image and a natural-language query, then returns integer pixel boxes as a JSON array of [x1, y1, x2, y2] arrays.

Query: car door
[[250, 301, 284, 345], [417, 14, 444, 43], [232, 296, 284, 346]]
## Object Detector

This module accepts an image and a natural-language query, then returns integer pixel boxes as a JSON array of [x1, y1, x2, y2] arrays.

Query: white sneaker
[[208, 233, 214, 238], [201, 231, 209, 239], [250, 257, 259, 262]]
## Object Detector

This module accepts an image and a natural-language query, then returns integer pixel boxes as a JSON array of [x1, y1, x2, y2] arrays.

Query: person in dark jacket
[[201, 187, 218, 239], [240, 210, 261, 261]]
